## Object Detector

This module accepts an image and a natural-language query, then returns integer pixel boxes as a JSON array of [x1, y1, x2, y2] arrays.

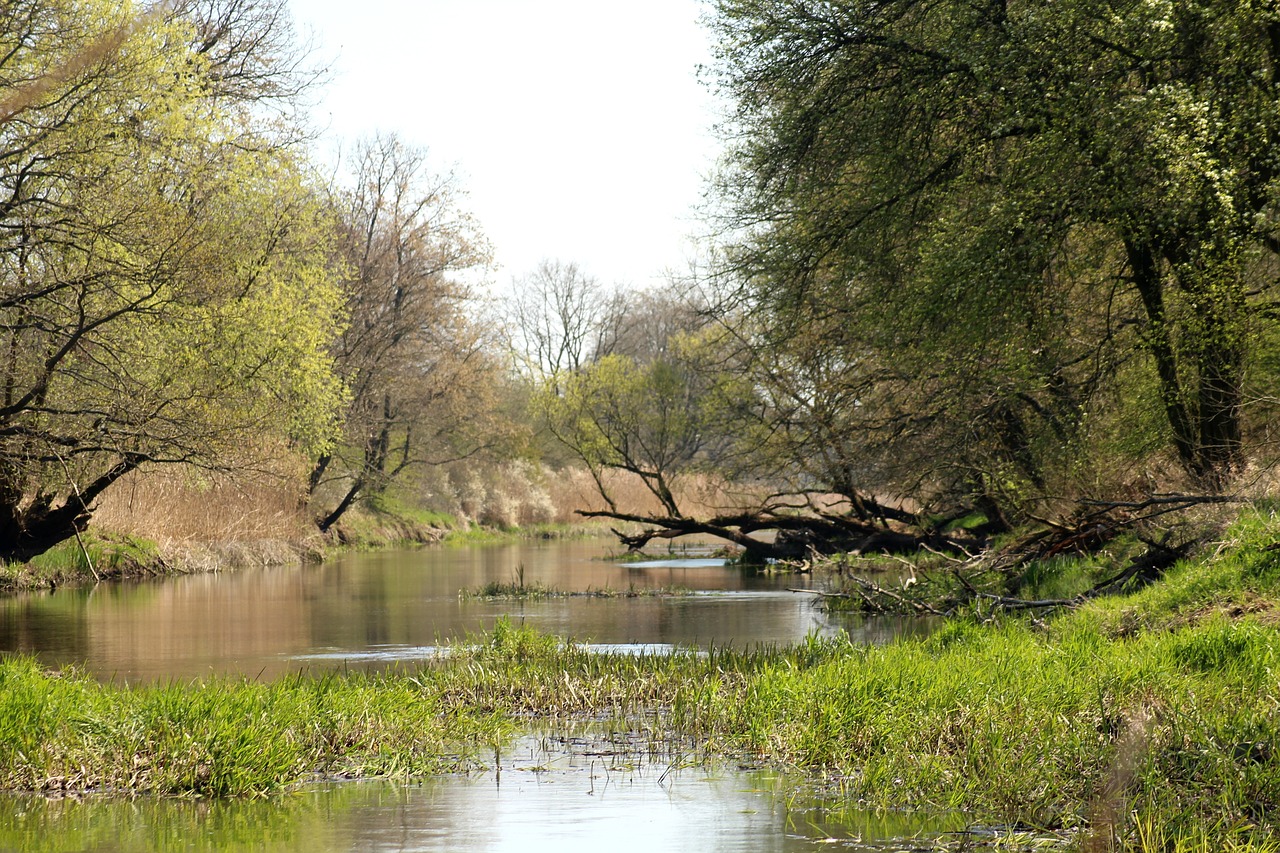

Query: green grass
[[323, 501, 454, 552], [0, 659, 508, 797], [7, 509, 1280, 850], [364, 493, 458, 530], [0, 531, 164, 588]]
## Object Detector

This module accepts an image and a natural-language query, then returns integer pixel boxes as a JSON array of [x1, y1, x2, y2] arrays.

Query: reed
[[94, 468, 311, 544]]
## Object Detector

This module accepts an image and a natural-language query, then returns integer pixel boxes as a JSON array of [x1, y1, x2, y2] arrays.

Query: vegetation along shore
[[0, 509, 1278, 851], [8, 0, 1280, 850]]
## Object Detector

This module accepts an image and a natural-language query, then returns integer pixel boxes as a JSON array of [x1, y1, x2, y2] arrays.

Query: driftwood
[[796, 531, 1199, 616], [585, 490, 1234, 607]]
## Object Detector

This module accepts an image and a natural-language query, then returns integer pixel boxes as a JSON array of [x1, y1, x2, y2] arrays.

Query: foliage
[[308, 134, 513, 533], [706, 0, 1280, 507], [0, 0, 344, 560], [537, 328, 751, 517]]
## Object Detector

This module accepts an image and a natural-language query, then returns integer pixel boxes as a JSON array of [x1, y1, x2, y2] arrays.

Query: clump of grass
[[0, 658, 506, 797], [461, 580, 558, 599], [460, 582, 695, 599]]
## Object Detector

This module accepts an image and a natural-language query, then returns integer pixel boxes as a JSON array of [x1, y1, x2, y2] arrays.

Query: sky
[[285, 0, 728, 292]]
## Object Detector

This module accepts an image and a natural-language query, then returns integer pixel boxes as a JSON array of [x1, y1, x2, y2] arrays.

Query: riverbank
[[0, 508, 620, 593], [0, 533, 313, 593], [3, 508, 1280, 850]]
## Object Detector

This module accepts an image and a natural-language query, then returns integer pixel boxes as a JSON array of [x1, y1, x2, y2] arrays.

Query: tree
[[708, 0, 1280, 493], [0, 0, 343, 561], [502, 260, 623, 385], [308, 134, 500, 533]]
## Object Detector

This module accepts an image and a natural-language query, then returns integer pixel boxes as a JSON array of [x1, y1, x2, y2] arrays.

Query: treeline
[[9, 0, 1280, 564], [0, 0, 520, 561], [525, 0, 1280, 557]]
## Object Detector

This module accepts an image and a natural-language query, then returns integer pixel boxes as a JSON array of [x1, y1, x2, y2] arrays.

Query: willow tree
[[709, 0, 1280, 494], [0, 0, 343, 560]]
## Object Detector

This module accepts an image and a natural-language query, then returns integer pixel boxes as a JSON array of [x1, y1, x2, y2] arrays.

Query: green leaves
[[0, 0, 344, 558], [709, 0, 1280, 499], [537, 329, 749, 517]]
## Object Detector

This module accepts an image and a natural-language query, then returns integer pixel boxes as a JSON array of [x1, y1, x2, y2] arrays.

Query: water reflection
[[0, 539, 936, 681], [0, 763, 965, 853]]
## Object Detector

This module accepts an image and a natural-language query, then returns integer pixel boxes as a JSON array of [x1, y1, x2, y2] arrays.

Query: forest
[[10, 2, 1280, 849], [3, 0, 1280, 580]]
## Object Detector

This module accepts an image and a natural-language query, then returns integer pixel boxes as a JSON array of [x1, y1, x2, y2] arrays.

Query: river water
[[0, 538, 933, 682], [0, 538, 964, 851]]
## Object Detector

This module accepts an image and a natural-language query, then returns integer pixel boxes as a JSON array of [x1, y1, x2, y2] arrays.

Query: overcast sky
[[286, 0, 727, 292]]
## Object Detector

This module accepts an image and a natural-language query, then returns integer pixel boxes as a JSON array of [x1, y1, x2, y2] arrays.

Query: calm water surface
[[0, 774, 969, 852], [0, 732, 971, 852], [0, 539, 962, 850], [0, 538, 933, 681]]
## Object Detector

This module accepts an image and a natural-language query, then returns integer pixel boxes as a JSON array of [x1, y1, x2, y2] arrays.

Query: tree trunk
[[317, 478, 363, 534], [1126, 239, 1200, 471], [1193, 318, 1245, 487], [0, 457, 139, 562]]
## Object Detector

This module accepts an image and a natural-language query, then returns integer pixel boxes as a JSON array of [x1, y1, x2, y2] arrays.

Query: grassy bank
[[0, 532, 307, 593], [4, 510, 1280, 849], [0, 533, 170, 591]]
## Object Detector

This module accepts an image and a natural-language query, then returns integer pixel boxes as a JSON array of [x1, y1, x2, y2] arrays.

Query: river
[[0, 538, 933, 681], [0, 537, 963, 851]]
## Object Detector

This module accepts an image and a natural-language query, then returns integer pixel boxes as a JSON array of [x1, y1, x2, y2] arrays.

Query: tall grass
[[7, 510, 1280, 850], [0, 658, 509, 797], [418, 460, 769, 528], [95, 468, 312, 544]]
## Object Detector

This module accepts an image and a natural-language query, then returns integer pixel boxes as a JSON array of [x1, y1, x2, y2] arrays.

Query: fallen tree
[[579, 490, 983, 562], [792, 494, 1240, 615]]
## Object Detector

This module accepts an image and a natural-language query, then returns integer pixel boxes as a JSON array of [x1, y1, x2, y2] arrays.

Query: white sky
[[286, 0, 727, 292]]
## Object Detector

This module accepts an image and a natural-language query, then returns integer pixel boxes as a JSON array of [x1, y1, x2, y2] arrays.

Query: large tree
[[307, 134, 499, 533], [709, 0, 1280, 494], [0, 0, 343, 560]]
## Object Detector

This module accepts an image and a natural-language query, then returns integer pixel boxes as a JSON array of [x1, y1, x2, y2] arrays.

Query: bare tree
[[308, 134, 504, 533], [503, 260, 624, 384], [163, 0, 325, 108]]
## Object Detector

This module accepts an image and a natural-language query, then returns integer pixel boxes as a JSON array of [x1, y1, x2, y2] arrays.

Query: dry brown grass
[[94, 467, 312, 545], [95, 458, 772, 547], [545, 467, 769, 521], [414, 462, 769, 528]]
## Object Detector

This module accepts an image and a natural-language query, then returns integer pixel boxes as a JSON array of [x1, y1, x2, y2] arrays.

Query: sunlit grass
[[6, 508, 1280, 849]]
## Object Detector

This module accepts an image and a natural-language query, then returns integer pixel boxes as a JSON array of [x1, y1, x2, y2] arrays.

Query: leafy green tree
[[537, 313, 744, 504], [0, 0, 343, 560], [709, 0, 1280, 493]]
